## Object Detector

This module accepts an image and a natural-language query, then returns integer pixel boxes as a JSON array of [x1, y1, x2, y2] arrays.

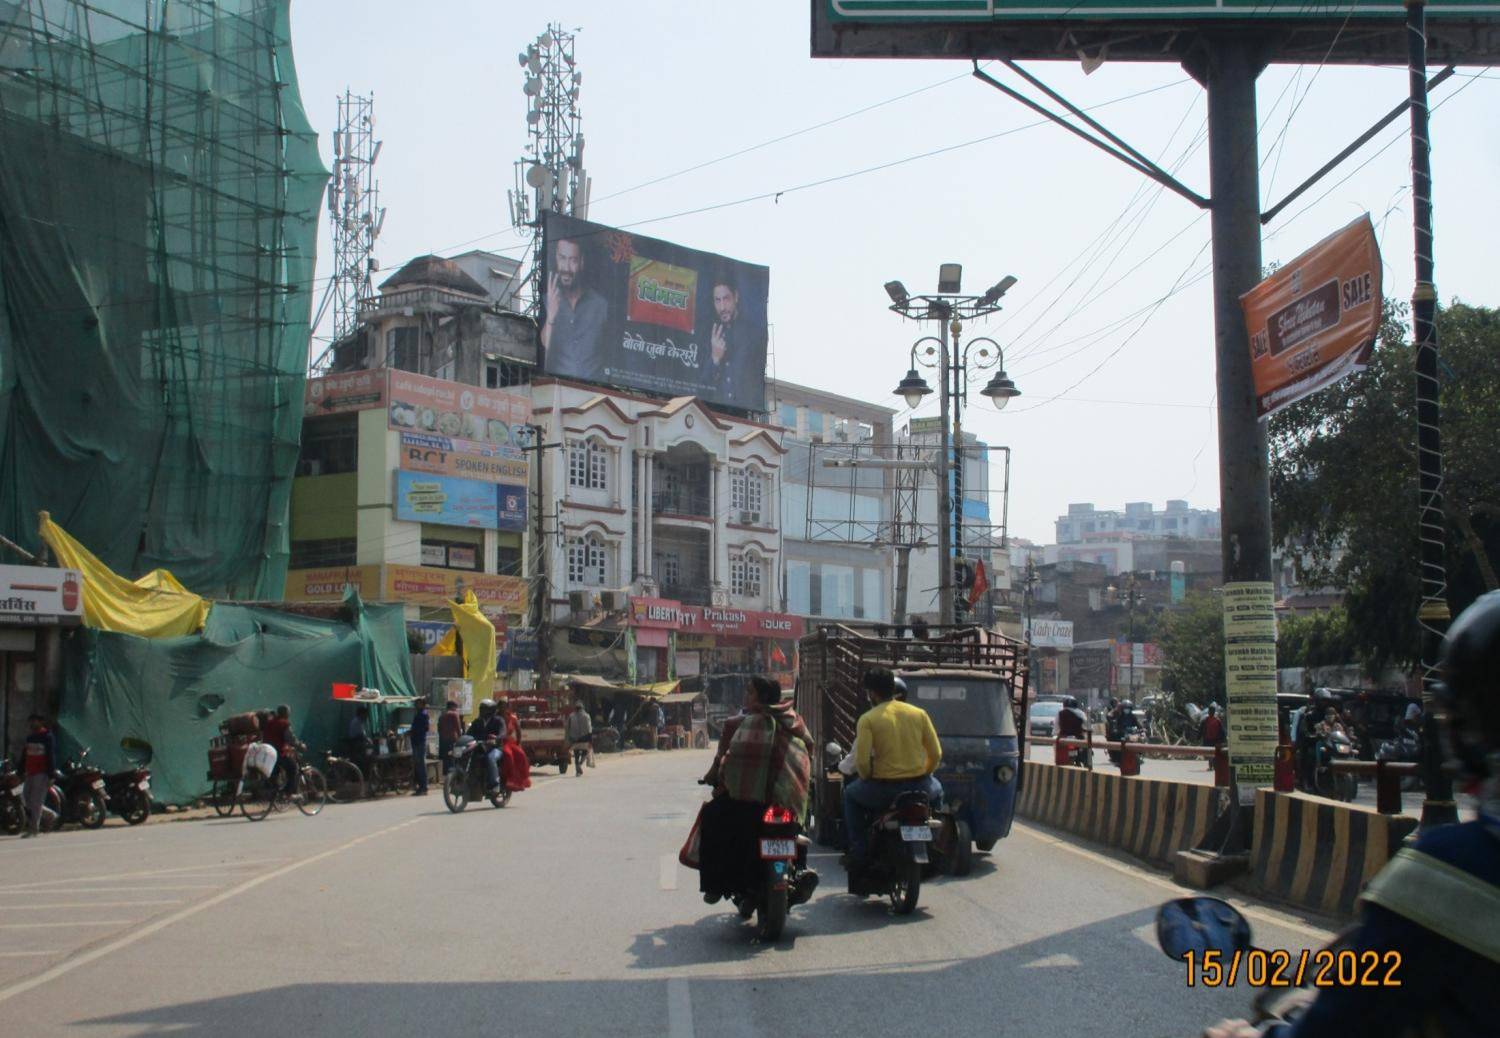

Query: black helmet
[[1435, 590, 1500, 781], [892, 676, 908, 701]]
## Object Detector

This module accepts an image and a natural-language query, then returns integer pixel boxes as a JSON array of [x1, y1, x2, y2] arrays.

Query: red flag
[[967, 559, 989, 608], [770, 642, 788, 666]]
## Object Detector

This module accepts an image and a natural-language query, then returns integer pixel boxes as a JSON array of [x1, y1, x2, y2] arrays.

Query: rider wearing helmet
[[466, 699, 505, 794], [1205, 591, 1500, 1038], [841, 667, 943, 869]]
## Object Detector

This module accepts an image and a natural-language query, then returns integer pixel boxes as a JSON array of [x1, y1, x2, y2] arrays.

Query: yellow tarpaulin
[[444, 590, 495, 702], [38, 512, 209, 637]]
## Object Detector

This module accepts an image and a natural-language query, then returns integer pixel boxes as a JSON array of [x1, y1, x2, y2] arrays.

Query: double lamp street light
[[886, 264, 1020, 626]]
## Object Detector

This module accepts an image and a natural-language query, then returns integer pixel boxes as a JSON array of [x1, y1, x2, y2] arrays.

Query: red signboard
[[628, 596, 803, 639], [304, 369, 387, 417]]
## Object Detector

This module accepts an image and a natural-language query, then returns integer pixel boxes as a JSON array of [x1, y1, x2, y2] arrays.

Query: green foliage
[[1268, 301, 1500, 673], [1276, 607, 1357, 669], [1159, 592, 1226, 713]]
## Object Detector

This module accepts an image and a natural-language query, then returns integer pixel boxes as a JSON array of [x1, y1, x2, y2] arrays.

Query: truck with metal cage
[[796, 623, 1030, 872]]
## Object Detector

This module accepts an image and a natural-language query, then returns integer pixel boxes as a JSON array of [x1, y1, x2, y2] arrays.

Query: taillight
[[762, 805, 794, 825], [898, 803, 929, 826]]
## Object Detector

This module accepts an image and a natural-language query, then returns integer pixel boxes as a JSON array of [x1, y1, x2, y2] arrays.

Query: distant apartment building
[[1056, 501, 1220, 544]]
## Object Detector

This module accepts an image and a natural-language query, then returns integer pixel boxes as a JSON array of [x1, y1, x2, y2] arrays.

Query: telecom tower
[[508, 24, 590, 314], [325, 90, 385, 351]]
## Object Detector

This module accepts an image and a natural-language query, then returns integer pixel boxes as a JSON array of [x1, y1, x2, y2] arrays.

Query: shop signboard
[[399, 431, 528, 484], [0, 565, 84, 626], [539, 212, 770, 413], [627, 596, 804, 639], [407, 620, 454, 653], [446, 545, 477, 569], [282, 564, 381, 602], [383, 565, 527, 616], [1029, 618, 1073, 650], [387, 370, 531, 445], [303, 369, 386, 417], [1112, 642, 1164, 668], [394, 472, 527, 531], [1241, 215, 1382, 419], [420, 544, 447, 567]]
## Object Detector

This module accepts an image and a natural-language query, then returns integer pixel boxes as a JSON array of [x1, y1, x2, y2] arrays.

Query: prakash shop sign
[[1241, 215, 1382, 419], [0, 565, 84, 626], [627, 596, 804, 639]]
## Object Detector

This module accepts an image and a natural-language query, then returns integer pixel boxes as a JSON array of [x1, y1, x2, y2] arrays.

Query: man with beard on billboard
[[541, 235, 608, 375], [706, 271, 768, 409]]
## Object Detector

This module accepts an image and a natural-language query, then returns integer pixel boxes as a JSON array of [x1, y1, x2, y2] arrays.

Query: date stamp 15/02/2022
[[1185, 949, 1402, 989]]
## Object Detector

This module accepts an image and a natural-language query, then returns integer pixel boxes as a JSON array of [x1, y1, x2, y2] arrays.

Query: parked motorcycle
[[720, 802, 818, 942], [0, 758, 25, 835], [1311, 729, 1359, 802], [55, 748, 108, 830], [104, 765, 152, 825], [847, 789, 937, 915], [442, 736, 511, 812]]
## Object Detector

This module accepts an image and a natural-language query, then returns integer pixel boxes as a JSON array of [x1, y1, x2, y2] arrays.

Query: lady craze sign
[[1240, 215, 1382, 419]]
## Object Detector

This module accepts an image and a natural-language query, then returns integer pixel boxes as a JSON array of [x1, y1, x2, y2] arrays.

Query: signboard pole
[[1406, 0, 1458, 830], [1198, 37, 1274, 856]]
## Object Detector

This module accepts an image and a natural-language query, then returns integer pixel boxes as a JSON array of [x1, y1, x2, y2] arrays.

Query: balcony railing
[[652, 491, 712, 518], [659, 583, 711, 607]]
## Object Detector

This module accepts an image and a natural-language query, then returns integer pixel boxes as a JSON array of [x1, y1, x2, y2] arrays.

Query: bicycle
[[271, 745, 327, 817], [324, 751, 365, 803]]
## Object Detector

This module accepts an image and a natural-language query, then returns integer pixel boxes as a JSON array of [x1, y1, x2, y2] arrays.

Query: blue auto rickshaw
[[898, 667, 1023, 875]]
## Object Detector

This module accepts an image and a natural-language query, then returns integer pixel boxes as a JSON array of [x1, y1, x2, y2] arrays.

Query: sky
[[289, 1, 1500, 545]]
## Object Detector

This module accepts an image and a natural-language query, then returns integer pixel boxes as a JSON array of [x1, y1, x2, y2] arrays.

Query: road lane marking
[[1013, 822, 1334, 942], [667, 977, 694, 1038], [659, 854, 679, 891], [0, 952, 57, 958], [0, 886, 218, 894], [0, 901, 181, 910], [0, 922, 132, 929], [0, 859, 285, 892], [0, 817, 422, 1005]]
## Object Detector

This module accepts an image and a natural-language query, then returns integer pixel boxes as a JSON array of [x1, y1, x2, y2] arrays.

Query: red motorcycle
[[53, 748, 107, 830], [104, 765, 152, 826]]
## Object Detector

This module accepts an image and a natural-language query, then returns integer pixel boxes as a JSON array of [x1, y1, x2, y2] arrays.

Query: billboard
[[628, 597, 804, 639], [388, 370, 531, 445], [399, 432, 528, 484], [539, 212, 770, 412], [304, 369, 386, 417], [1030, 618, 1073, 650], [0, 565, 84, 626], [394, 472, 528, 531], [1241, 215, 1382, 419]]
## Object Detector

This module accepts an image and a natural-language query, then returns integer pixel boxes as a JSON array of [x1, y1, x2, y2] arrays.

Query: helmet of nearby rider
[[1063, 697, 1080, 710], [892, 676, 908, 701], [478, 699, 497, 714], [1435, 589, 1500, 781]]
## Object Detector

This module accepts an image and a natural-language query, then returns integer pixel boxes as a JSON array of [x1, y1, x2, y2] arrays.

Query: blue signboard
[[394, 472, 527, 531], [407, 621, 454, 653]]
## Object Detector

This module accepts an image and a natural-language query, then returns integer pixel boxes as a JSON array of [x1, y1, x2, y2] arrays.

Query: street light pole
[[936, 308, 954, 625]]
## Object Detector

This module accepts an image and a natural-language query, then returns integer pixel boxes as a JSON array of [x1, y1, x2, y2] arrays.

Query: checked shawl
[[720, 702, 812, 821]]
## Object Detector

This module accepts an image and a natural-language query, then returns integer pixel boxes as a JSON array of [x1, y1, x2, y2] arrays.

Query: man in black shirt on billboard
[[542, 236, 608, 375], [707, 275, 766, 406]]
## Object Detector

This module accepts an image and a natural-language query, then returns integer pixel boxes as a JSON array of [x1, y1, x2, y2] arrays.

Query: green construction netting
[[55, 590, 417, 805], [0, 1, 327, 598]]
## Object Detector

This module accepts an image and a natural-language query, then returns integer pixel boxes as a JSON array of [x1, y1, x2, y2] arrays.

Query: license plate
[[91, 779, 105, 790], [759, 838, 796, 859], [900, 826, 933, 842]]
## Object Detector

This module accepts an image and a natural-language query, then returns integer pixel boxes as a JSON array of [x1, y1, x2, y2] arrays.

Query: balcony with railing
[[651, 443, 712, 520]]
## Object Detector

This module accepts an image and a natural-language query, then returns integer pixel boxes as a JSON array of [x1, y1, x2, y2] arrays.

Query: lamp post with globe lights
[[886, 266, 1020, 625]]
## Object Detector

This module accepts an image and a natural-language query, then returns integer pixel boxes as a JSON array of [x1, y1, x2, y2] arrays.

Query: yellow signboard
[[283, 564, 525, 617]]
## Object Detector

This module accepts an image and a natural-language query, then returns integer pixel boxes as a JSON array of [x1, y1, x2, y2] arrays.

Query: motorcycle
[[1375, 732, 1425, 792], [442, 736, 511, 812], [0, 758, 25, 835], [720, 802, 818, 942], [847, 789, 937, 916], [1312, 729, 1359, 802], [103, 765, 153, 826], [54, 748, 108, 830]]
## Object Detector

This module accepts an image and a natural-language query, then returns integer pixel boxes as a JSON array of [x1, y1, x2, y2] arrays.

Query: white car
[[1028, 699, 1066, 738]]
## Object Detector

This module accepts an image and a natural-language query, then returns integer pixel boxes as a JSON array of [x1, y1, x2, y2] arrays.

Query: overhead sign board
[[1241, 215, 1382, 419], [627, 597, 805, 640], [394, 472, 527, 531], [399, 432, 529, 484], [1030, 618, 1072, 650], [813, 1, 1500, 64]]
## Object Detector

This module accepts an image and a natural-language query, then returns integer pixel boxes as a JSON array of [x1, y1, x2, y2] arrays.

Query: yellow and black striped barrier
[[1250, 789, 1417, 918], [1016, 761, 1222, 868]]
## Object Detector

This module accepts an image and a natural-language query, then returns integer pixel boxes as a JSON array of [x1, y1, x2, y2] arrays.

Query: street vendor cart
[[328, 686, 426, 798], [512, 693, 569, 774], [658, 690, 709, 749]]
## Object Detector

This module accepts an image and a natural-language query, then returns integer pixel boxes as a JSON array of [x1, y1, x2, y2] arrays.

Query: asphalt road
[[0, 749, 1334, 1037]]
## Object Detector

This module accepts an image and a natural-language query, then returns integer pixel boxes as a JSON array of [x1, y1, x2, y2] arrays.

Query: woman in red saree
[[496, 698, 532, 792]]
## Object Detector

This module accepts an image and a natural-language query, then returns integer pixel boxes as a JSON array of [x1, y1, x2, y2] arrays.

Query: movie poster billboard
[[539, 212, 770, 412], [1241, 214, 1382, 419]]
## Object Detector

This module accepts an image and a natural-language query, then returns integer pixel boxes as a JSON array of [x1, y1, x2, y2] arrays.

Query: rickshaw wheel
[[948, 820, 973, 877], [974, 837, 997, 852]]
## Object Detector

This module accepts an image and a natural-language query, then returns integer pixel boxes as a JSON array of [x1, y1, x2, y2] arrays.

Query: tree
[[1159, 591, 1226, 713], [1268, 301, 1500, 673], [1276, 607, 1357, 669]]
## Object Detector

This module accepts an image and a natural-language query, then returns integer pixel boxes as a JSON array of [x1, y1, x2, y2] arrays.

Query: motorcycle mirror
[[1155, 897, 1252, 962]]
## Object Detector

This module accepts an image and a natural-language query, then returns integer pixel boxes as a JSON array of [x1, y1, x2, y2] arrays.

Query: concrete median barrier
[[1017, 761, 1223, 868], [1249, 789, 1417, 918]]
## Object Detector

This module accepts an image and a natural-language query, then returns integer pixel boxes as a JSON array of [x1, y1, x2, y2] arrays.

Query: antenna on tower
[[313, 89, 384, 373], [508, 24, 588, 316]]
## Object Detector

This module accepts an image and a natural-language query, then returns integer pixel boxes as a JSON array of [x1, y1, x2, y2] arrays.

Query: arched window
[[730, 550, 764, 599], [731, 465, 765, 525], [567, 534, 610, 586], [568, 438, 608, 491]]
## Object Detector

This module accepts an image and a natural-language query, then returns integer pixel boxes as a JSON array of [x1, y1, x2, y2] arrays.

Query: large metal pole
[[937, 312, 955, 625], [952, 323, 967, 623], [1205, 40, 1272, 591], [1406, 0, 1458, 830]]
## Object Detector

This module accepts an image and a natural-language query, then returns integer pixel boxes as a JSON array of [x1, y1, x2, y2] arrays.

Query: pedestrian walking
[[438, 699, 463, 775], [410, 697, 431, 795], [565, 700, 594, 775], [1201, 704, 1225, 770], [21, 713, 57, 837]]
